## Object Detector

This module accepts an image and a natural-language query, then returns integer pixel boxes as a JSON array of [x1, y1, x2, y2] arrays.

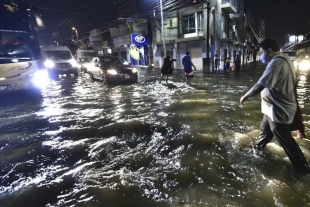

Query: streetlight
[[159, 0, 166, 58], [72, 27, 79, 48]]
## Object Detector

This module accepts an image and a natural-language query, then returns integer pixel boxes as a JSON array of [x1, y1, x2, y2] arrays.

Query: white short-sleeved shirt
[[257, 54, 297, 124]]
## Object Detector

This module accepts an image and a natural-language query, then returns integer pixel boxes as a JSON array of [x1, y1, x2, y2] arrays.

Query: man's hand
[[194, 66, 197, 70], [240, 95, 248, 105]]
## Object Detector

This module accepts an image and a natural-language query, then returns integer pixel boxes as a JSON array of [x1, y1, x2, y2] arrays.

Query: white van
[[41, 45, 79, 77]]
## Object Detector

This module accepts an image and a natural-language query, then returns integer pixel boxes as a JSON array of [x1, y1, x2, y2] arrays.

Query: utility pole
[[201, 0, 211, 73], [160, 0, 166, 58], [206, 1, 210, 59]]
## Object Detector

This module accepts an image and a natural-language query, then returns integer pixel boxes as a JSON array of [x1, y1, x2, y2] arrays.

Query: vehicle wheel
[[73, 72, 79, 77]]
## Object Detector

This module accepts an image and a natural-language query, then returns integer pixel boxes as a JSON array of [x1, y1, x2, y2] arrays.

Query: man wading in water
[[240, 38, 310, 174], [182, 50, 196, 84]]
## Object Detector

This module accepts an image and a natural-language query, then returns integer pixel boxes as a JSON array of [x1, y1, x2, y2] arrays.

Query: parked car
[[87, 56, 138, 84], [41, 45, 79, 77]]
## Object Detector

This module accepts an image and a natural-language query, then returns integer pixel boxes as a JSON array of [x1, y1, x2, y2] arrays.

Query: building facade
[[109, 0, 152, 66], [151, 0, 247, 72], [107, 0, 264, 70]]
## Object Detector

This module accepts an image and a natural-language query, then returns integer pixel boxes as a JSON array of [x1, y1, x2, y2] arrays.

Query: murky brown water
[[0, 64, 310, 207]]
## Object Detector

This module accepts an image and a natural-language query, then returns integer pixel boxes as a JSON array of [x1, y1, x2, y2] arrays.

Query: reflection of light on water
[[80, 108, 104, 117], [300, 74, 307, 81], [42, 138, 88, 149], [89, 137, 116, 158], [37, 105, 62, 117], [132, 92, 141, 98], [62, 162, 94, 177], [5, 68, 310, 206]]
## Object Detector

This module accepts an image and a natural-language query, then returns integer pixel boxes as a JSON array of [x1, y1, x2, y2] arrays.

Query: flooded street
[[0, 64, 310, 207]]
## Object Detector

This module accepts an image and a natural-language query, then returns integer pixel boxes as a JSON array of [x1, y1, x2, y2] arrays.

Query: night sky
[[25, 0, 117, 44], [244, 0, 310, 45], [24, 0, 310, 46]]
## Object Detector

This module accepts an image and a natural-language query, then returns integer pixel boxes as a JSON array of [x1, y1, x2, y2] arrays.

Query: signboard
[[131, 34, 148, 47], [89, 37, 102, 46], [113, 35, 131, 47]]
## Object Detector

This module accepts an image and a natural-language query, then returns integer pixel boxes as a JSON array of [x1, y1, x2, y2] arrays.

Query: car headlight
[[132, 68, 137, 73], [70, 59, 79, 67], [299, 60, 310, 71], [44, 59, 55, 68], [107, 69, 118, 75], [26, 69, 50, 89]]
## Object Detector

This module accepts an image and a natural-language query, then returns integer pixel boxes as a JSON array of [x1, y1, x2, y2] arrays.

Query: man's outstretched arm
[[240, 83, 265, 105]]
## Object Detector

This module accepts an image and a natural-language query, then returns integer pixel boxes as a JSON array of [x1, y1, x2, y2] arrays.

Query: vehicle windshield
[[100, 57, 130, 67], [0, 1, 41, 63], [43, 51, 72, 60], [0, 31, 41, 62]]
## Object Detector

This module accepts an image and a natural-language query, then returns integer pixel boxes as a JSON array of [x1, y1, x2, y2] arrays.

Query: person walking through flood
[[234, 54, 241, 72], [240, 37, 310, 174], [159, 56, 176, 84], [182, 50, 196, 83], [224, 56, 230, 72], [214, 54, 221, 74]]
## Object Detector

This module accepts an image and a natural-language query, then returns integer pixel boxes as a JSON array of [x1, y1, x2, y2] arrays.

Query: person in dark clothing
[[159, 56, 176, 84], [214, 54, 220, 74], [234, 54, 241, 72]]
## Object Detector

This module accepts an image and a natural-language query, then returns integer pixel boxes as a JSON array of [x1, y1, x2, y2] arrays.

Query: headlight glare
[[26, 69, 50, 89], [70, 59, 79, 67], [44, 60, 55, 68], [299, 60, 310, 71], [132, 68, 137, 73], [107, 69, 118, 75]]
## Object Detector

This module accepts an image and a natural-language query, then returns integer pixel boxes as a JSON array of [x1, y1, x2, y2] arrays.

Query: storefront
[[112, 33, 150, 66], [129, 33, 149, 66]]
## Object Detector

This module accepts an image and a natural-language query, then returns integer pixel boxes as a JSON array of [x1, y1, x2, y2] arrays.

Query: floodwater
[[0, 64, 310, 207]]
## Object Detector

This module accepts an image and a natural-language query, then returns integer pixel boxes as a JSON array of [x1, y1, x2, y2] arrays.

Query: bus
[[0, 0, 49, 93]]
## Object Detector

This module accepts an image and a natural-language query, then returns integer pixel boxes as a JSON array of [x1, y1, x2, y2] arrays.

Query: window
[[183, 14, 196, 34], [44, 51, 71, 60], [183, 12, 203, 34]]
